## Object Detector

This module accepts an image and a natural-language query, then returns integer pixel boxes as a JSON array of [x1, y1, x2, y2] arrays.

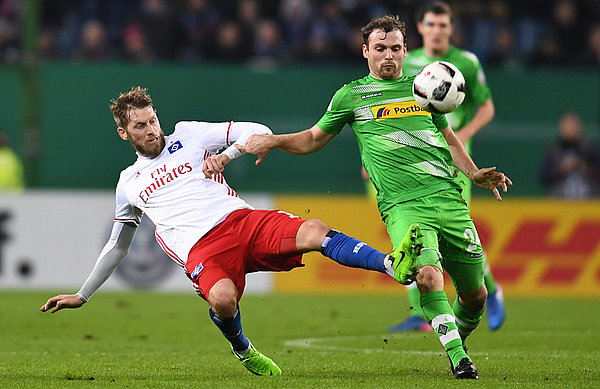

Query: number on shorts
[[464, 228, 480, 252]]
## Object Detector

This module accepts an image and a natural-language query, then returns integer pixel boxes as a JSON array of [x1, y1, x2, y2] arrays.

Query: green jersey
[[403, 45, 491, 149], [316, 74, 461, 213], [404, 46, 491, 205]]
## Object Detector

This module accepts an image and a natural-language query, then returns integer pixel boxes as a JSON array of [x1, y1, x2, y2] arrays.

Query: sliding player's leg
[[207, 278, 282, 376]]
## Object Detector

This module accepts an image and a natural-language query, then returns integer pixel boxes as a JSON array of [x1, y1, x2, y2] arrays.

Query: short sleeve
[[431, 112, 449, 130], [316, 86, 354, 135], [174, 121, 232, 154]]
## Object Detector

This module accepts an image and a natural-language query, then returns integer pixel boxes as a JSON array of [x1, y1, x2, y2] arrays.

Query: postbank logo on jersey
[[371, 101, 430, 121]]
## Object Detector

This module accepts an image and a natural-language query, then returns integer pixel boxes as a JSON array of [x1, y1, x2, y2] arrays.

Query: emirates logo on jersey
[[138, 163, 193, 203]]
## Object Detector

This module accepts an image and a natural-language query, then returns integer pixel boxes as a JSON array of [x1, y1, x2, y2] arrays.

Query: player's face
[[117, 106, 165, 158], [418, 13, 453, 55], [363, 29, 407, 80]]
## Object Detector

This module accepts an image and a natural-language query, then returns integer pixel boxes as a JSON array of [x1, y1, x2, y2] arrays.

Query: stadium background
[[0, 0, 599, 297]]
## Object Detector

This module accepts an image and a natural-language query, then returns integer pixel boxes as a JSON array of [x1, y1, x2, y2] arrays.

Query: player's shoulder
[[173, 121, 222, 144], [328, 77, 362, 101], [344, 74, 378, 88], [449, 46, 481, 67], [342, 74, 398, 94], [174, 120, 205, 134], [174, 120, 230, 133], [404, 73, 417, 83], [118, 163, 140, 183]]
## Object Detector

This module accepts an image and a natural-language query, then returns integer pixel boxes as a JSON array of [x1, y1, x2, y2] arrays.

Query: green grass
[[1, 291, 599, 388]]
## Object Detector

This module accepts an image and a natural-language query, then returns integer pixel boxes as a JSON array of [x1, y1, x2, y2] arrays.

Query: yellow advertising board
[[273, 196, 600, 297]]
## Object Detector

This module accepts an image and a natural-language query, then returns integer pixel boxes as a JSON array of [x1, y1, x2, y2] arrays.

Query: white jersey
[[114, 121, 257, 267]]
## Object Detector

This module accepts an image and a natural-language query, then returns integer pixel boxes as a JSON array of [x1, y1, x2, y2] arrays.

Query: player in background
[[40, 86, 423, 377], [238, 15, 511, 379], [387, 0, 505, 332]]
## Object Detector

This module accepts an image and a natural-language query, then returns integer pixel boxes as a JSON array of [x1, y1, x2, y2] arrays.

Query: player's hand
[[472, 167, 513, 201], [235, 134, 275, 166], [202, 154, 230, 178], [40, 294, 84, 314]]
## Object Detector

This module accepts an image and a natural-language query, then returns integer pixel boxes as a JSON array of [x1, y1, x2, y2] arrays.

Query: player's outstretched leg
[[209, 305, 281, 376], [319, 226, 420, 280], [390, 223, 424, 285], [233, 344, 282, 376], [317, 223, 421, 283]]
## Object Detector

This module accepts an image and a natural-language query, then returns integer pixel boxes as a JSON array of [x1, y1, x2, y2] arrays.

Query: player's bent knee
[[417, 265, 444, 292], [210, 294, 237, 318], [459, 286, 487, 311], [295, 218, 330, 252], [207, 279, 238, 317]]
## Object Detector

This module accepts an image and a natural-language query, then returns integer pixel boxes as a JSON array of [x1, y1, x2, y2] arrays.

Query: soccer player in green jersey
[[239, 15, 512, 379], [389, 0, 506, 333]]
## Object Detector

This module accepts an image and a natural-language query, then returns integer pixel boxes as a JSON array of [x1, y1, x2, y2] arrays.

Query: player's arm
[[40, 221, 137, 314], [236, 124, 336, 166], [455, 99, 495, 145], [236, 85, 348, 165], [440, 125, 512, 200], [202, 122, 273, 178]]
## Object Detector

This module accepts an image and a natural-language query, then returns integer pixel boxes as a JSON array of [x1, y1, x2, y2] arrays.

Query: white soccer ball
[[412, 61, 465, 114]]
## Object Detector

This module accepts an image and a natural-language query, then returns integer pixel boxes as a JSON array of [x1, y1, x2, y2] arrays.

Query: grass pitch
[[1, 291, 599, 388]]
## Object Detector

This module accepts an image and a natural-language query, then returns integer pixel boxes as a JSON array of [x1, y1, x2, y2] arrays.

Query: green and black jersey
[[317, 73, 461, 213]]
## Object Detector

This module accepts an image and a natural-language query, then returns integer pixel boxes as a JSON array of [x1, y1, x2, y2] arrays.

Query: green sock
[[453, 297, 484, 345], [407, 283, 425, 318], [421, 290, 468, 368], [483, 254, 497, 295]]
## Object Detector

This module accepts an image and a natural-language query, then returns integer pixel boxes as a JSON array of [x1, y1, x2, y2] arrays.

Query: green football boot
[[391, 223, 424, 285], [234, 346, 282, 376]]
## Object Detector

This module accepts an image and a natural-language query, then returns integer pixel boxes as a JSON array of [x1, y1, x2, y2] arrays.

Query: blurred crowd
[[0, 0, 599, 68]]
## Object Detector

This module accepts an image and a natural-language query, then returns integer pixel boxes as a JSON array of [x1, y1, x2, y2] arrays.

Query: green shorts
[[382, 189, 484, 293]]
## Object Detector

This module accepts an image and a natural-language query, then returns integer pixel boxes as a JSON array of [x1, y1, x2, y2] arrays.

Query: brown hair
[[110, 86, 155, 128], [416, 1, 453, 23], [361, 15, 407, 46]]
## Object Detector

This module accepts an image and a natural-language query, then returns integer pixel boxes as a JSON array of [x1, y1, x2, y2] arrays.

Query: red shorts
[[185, 208, 306, 301]]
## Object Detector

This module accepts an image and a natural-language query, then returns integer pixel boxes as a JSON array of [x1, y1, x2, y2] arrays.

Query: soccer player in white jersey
[[40, 86, 424, 377]]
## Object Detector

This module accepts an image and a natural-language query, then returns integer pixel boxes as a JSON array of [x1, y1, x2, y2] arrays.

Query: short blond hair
[[110, 86, 155, 128]]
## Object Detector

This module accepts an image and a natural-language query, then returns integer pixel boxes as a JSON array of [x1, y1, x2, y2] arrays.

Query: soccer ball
[[412, 61, 465, 114]]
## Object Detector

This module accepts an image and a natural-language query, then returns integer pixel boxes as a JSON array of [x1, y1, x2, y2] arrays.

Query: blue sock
[[320, 230, 387, 274], [209, 306, 250, 352]]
